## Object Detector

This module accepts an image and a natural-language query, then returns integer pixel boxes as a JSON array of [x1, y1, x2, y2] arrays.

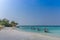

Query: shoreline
[[0, 27, 60, 40], [16, 28, 60, 40], [16, 27, 60, 38]]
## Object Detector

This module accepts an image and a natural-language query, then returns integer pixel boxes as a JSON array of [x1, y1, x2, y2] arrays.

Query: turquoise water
[[17, 26, 60, 37]]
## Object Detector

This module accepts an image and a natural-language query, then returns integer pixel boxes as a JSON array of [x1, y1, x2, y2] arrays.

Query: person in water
[[31, 27, 36, 30], [37, 28, 40, 31], [44, 27, 48, 33]]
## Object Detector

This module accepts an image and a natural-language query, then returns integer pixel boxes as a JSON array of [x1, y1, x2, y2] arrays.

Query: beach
[[0, 27, 60, 40]]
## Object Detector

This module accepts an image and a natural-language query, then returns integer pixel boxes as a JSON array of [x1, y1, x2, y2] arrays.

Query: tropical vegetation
[[0, 18, 18, 27]]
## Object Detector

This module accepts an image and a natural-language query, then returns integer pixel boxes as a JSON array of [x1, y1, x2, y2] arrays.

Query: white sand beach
[[0, 27, 60, 40]]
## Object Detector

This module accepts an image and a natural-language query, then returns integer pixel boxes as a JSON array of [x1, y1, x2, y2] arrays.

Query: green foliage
[[0, 18, 18, 27], [11, 21, 18, 27]]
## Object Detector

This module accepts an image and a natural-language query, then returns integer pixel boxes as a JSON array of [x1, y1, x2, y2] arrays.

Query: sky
[[0, 0, 60, 25]]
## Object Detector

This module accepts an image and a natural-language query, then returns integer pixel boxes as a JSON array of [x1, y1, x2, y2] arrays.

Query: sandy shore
[[0, 27, 60, 40]]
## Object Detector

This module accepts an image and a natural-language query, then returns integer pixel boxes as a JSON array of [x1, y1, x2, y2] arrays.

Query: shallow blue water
[[17, 26, 60, 37]]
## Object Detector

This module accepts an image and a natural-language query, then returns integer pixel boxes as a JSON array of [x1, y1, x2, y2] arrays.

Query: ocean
[[17, 25, 60, 37]]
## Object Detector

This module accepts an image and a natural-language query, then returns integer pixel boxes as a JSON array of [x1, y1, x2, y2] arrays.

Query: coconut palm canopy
[[0, 18, 18, 27]]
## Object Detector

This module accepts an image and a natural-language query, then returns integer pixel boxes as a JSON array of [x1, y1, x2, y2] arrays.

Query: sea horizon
[[19, 25, 60, 27]]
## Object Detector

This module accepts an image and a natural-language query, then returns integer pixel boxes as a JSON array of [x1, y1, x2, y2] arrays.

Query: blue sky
[[0, 0, 60, 25]]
